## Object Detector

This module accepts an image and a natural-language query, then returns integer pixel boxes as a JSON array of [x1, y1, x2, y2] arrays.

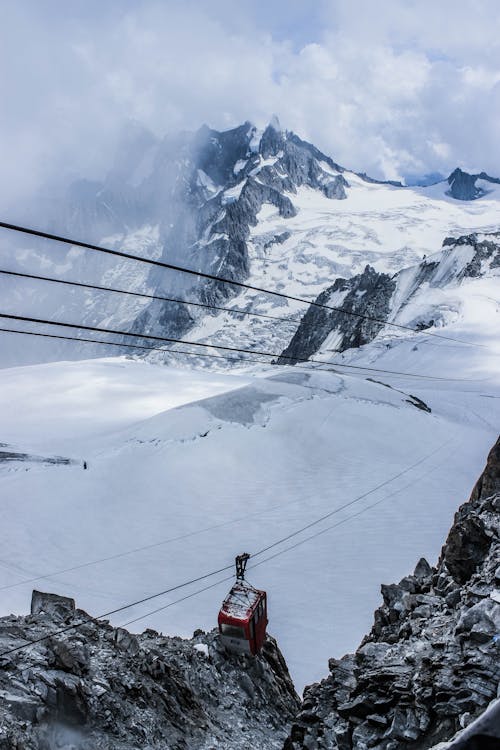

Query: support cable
[[250, 440, 452, 559], [0, 315, 480, 381], [0, 220, 481, 347], [0, 268, 299, 326], [0, 442, 449, 658]]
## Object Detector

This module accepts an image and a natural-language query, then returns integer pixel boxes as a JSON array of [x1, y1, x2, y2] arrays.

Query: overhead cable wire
[[0, 324, 437, 382], [0, 562, 236, 658], [0, 327, 287, 368], [249, 440, 458, 571], [0, 314, 480, 381], [0, 312, 325, 364], [0, 464, 344, 593], [0, 220, 481, 347], [0, 268, 299, 326], [0, 441, 450, 658], [121, 575, 235, 629], [0, 427, 454, 595], [99, 440, 459, 629], [250, 440, 452, 559]]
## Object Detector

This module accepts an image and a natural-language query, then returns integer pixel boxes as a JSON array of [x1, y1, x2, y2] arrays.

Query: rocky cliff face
[[0, 591, 299, 749], [283, 436, 500, 750], [279, 231, 500, 363], [446, 168, 500, 201], [278, 265, 396, 363], [50, 120, 356, 348]]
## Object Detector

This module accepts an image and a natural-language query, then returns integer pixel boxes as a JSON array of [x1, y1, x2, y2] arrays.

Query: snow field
[[0, 350, 498, 690]]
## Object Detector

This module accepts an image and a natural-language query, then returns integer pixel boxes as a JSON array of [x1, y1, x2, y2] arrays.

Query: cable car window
[[221, 623, 245, 639], [250, 619, 255, 638]]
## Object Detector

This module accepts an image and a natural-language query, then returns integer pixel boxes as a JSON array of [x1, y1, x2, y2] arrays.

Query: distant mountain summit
[[58, 120, 352, 245], [52, 120, 366, 346], [4, 118, 500, 369], [447, 166, 500, 200]]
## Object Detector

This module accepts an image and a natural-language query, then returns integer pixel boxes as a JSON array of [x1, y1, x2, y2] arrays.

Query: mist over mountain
[[2, 120, 500, 370]]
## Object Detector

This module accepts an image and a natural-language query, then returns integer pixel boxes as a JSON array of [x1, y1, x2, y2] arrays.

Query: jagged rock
[[414, 557, 433, 580], [388, 706, 421, 741], [31, 591, 75, 619], [456, 598, 500, 640], [279, 233, 500, 364], [113, 627, 140, 656], [445, 698, 500, 748], [470, 433, 500, 502], [279, 265, 396, 363], [447, 167, 500, 200], [323, 174, 349, 199], [49, 638, 90, 674], [444, 514, 492, 584], [283, 436, 500, 750], [0, 596, 299, 750]]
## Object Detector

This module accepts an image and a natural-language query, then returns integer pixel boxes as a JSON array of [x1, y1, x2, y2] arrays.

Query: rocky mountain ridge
[[446, 168, 500, 201], [283, 436, 500, 750], [35, 120, 367, 351], [121, 120, 361, 346], [0, 591, 299, 749], [278, 231, 500, 363]]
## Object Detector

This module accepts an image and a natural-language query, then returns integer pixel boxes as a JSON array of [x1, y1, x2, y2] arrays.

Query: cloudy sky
[[1, 0, 500, 206]]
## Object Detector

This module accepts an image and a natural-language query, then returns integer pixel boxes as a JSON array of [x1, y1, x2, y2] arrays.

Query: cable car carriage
[[218, 553, 268, 655]]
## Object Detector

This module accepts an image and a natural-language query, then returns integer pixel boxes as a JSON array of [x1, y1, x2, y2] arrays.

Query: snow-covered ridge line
[[4, 120, 500, 369], [278, 231, 500, 365]]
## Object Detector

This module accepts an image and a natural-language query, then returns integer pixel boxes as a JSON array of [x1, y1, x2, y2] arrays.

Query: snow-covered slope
[[1, 335, 499, 691], [1, 120, 499, 697]]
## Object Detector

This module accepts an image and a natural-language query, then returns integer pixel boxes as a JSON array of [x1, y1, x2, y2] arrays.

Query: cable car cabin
[[218, 580, 268, 655]]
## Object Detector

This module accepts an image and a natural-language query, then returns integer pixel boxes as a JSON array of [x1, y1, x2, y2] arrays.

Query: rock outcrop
[[279, 232, 500, 363], [447, 168, 500, 201], [0, 591, 299, 749], [283, 436, 500, 749], [278, 265, 396, 363]]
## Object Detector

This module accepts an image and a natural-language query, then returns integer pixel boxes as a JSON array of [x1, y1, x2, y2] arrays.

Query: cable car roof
[[220, 580, 264, 621]]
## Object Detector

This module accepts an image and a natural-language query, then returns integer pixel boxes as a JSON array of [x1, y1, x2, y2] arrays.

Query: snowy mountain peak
[[5, 119, 500, 371]]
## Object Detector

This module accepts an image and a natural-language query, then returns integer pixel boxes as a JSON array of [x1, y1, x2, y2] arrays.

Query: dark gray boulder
[[31, 591, 75, 619]]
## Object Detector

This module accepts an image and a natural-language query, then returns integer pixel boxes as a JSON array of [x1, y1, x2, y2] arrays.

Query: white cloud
[[1, 0, 500, 211]]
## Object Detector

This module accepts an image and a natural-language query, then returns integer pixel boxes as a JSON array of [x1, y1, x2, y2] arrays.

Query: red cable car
[[218, 553, 268, 655]]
